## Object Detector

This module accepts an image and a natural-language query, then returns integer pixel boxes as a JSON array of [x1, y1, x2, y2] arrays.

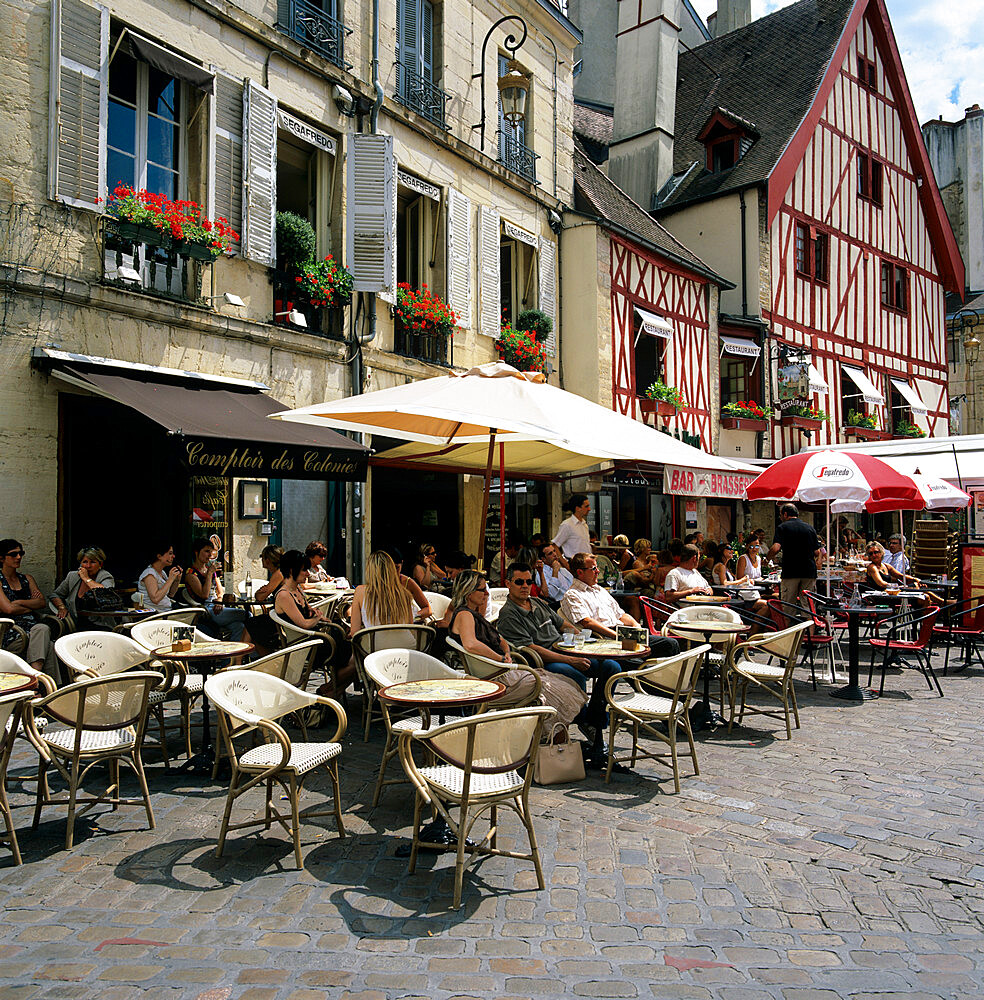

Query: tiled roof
[[572, 144, 728, 284], [573, 103, 613, 147], [659, 0, 856, 211]]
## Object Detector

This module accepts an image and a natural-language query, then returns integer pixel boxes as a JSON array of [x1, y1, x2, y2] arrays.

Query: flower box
[[721, 417, 768, 432], [780, 414, 823, 432], [638, 399, 678, 418], [177, 241, 216, 262], [114, 220, 165, 247], [845, 425, 889, 441]]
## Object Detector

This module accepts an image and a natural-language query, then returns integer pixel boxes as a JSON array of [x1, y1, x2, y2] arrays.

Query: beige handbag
[[533, 724, 586, 785]]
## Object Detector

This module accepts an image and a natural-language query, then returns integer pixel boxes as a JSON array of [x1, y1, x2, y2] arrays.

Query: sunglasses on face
[[511, 578, 533, 585], [4, 550, 24, 558]]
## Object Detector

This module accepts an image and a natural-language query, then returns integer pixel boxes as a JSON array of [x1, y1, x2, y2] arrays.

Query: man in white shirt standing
[[662, 545, 713, 604], [537, 542, 574, 604], [883, 534, 910, 574], [552, 494, 592, 566]]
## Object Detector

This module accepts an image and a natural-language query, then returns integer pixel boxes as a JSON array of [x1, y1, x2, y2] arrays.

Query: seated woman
[[630, 538, 652, 573], [865, 542, 937, 607], [304, 541, 333, 584], [351, 550, 430, 634], [611, 534, 635, 572], [381, 547, 432, 621], [50, 545, 115, 632], [0, 538, 60, 683], [410, 543, 448, 592], [448, 570, 587, 729], [736, 539, 765, 583], [184, 538, 248, 642], [137, 542, 183, 612], [711, 542, 768, 621], [253, 545, 285, 602]]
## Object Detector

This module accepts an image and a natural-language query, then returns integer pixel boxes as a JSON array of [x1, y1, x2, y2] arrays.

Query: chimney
[[713, 0, 750, 36], [609, 0, 681, 208]]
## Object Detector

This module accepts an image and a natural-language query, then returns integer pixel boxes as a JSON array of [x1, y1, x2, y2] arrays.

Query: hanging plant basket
[[721, 417, 768, 432], [780, 414, 823, 432]]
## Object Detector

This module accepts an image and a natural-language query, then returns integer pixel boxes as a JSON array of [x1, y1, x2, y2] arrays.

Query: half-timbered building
[[654, 0, 963, 463]]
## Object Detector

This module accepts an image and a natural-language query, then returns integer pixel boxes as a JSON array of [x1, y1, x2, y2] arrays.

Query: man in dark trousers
[[768, 503, 821, 608]]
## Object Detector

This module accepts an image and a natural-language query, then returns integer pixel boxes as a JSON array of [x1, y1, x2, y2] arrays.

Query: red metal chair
[[932, 599, 984, 674], [869, 605, 942, 697], [639, 596, 676, 638]]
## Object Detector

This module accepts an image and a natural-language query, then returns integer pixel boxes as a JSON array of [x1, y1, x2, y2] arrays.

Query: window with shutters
[[499, 225, 537, 328], [396, 0, 450, 129], [497, 53, 538, 184]]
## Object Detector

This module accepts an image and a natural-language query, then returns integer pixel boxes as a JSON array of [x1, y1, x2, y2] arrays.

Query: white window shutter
[[243, 79, 277, 265], [48, 0, 108, 209], [446, 189, 471, 329], [208, 69, 244, 254], [479, 205, 501, 339], [538, 236, 557, 356], [346, 132, 396, 295]]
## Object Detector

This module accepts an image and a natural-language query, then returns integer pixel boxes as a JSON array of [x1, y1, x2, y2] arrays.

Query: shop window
[[720, 356, 756, 407], [857, 55, 877, 90], [499, 232, 537, 326], [794, 222, 829, 282], [857, 151, 883, 205], [879, 260, 908, 314]]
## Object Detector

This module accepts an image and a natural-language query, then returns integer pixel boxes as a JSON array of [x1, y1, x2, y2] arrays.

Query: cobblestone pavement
[[2, 649, 983, 1000]]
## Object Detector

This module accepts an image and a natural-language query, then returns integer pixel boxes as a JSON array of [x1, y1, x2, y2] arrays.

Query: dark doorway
[[370, 467, 460, 563]]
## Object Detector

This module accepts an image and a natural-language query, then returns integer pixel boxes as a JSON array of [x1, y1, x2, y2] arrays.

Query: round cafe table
[[153, 640, 253, 775], [552, 638, 649, 660], [666, 618, 749, 730], [830, 605, 891, 701], [0, 671, 38, 695]]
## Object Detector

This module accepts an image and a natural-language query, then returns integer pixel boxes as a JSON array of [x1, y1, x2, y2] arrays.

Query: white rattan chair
[[728, 622, 810, 739], [26, 671, 162, 849], [351, 625, 436, 742], [398, 705, 556, 909], [0, 650, 55, 762], [603, 645, 709, 791], [114, 606, 205, 635], [362, 648, 462, 806], [486, 588, 509, 622], [664, 607, 743, 714], [422, 591, 452, 623], [0, 618, 29, 652], [0, 690, 34, 864], [205, 671, 347, 867], [444, 637, 541, 707]]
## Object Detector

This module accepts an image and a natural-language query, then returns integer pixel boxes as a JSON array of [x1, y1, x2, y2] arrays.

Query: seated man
[[883, 534, 910, 575], [537, 542, 574, 606], [496, 562, 622, 766], [560, 552, 679, 659], [662, 544, 714, 605]]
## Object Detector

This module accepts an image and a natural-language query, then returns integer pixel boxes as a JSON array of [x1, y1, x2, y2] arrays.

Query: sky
[[689, 0, 984, 124]]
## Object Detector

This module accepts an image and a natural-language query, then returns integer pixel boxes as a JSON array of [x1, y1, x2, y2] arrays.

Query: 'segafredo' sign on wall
[[663, 465, 758, 499], [277, 110, 336, 156]]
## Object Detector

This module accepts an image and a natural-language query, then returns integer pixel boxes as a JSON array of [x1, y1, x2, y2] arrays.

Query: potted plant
[[514, 308, 553, 345], [844, 409, 886, 440], [496, 322, 546, 373], [640, 379, 685, 418], [721, 400, 773, 431], [275, 212, 317, 276], [293, 255, 354, 309], [895, 419, 926, 438], [780, 403, 827, 431], [169, 201, 238, 260]]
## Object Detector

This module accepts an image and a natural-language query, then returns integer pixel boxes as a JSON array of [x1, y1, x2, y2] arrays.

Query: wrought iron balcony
[[497, 128, 539, 184], [277, 0, 351, 69], [394, 322, 453, 366], [396, 61, 451, 130]]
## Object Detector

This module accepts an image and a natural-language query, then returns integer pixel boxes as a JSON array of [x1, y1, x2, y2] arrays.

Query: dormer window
[[697, 108, 758, 174]]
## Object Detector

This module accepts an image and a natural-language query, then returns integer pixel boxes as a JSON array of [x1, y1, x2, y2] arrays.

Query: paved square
[[2, 652, 982, 999]]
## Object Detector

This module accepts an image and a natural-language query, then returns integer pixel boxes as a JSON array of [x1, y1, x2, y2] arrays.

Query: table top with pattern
[[152, 640, 254, 661], [0, 671, 37, 694], [378, 677, 505, 707], [553, 639, 649, 659]]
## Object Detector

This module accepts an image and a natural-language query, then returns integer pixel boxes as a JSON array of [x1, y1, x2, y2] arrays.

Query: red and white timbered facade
[[764, 0, 963, 457], [610, 236, 715, 450]]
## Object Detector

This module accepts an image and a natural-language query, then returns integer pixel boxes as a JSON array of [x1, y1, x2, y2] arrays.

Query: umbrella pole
[[499, 441, 506, 585], [477, 431, 497, 571], [826, 499, 831, 585]]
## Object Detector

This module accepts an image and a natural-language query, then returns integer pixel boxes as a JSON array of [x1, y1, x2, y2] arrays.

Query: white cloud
[[689, 0, 984, 122]]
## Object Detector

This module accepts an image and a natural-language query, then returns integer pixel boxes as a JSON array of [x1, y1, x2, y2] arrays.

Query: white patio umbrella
[[273, 362, 754, 559]]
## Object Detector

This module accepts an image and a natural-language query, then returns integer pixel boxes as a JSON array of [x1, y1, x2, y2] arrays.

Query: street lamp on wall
[[964, 334, 981, 365], [472, 15, 529, 153]]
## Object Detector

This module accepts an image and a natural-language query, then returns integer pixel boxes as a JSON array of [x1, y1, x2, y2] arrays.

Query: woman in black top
[[0, 539, 60, 682]]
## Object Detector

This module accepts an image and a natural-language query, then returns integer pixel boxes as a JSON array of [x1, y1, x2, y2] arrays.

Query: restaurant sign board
[[663, 465, 757, 499], [181, 438, 368, 482]]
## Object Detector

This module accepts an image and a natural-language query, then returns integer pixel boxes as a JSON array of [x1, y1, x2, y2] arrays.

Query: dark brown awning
[[122, 30, 214, 95], [55, 365, 368, 482]]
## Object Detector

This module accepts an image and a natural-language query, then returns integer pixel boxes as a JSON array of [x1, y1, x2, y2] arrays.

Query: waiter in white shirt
[[552, 494, 592, 567]]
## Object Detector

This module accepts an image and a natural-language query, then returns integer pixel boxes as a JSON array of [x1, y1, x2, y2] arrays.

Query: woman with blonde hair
[[350, 550, 430, 634]]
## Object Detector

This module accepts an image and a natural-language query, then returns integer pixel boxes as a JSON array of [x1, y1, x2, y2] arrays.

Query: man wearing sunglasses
[[497, 561, 625, 767]]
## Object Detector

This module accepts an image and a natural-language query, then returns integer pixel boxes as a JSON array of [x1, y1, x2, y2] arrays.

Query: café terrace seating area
[[2, 574, 980, 910]]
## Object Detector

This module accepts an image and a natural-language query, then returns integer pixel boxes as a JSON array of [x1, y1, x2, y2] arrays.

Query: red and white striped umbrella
[[831, 474, 971, 514], [744, 450, 922, 506]]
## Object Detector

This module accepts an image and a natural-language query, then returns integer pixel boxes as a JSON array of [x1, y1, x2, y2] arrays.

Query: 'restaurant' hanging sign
[[181, 439, 367, 482], [663, 465, 758, 499]]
